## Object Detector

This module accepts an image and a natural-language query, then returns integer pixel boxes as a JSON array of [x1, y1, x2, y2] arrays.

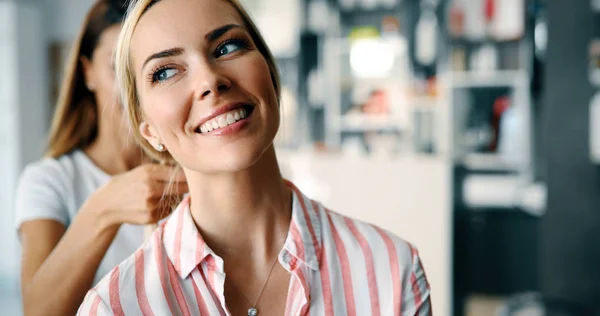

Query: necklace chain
[[228, 231, 288, 316], [230, 255, 280, 309]]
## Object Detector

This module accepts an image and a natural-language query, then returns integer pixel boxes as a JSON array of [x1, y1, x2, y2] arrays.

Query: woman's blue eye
[[216, 41, 244, 57], [153, 68, 178, 82]]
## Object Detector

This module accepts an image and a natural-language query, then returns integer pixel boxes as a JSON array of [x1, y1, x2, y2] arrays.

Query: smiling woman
[[77, 0, 432, 315]]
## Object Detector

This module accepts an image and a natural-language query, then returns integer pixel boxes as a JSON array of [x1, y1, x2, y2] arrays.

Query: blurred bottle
[[448, 0, 465, 37], [415, 5, 438, 67], [497, 98, 523, 167]]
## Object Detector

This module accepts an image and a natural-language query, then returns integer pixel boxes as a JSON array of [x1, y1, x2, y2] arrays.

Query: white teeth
[[218, 116, 228, 128], [226, 113, 235, 124], [197, 107, 251, 133]]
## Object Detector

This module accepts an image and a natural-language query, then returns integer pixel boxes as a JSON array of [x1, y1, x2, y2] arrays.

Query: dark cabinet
[[453, 209, 540, 315]]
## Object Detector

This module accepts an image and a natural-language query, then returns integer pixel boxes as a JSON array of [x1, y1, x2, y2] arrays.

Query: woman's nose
[[195, 66, 232, 100]]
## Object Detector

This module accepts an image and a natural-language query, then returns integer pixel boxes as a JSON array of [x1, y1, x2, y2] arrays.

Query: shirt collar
[[163, 195, 219, 279], [163, 181, 323, 279], [283, 181, 322, 271]]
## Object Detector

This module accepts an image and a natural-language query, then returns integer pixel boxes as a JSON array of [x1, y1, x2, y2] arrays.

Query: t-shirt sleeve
[[14, 160, 70, 231]]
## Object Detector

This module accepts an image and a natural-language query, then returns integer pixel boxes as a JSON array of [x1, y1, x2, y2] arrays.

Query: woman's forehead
[[130, 0, 243, 65]]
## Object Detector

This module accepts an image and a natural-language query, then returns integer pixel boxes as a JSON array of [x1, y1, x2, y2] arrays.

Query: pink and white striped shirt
[[78, 182, 431, 315]]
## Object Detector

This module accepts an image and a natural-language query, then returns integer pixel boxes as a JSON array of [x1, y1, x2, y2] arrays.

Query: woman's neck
[[186, 146, 292, 265], [84, 117, 145, 175]]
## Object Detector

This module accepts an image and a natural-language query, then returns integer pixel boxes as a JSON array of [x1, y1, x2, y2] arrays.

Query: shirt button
[[282, 252, 292, 264]]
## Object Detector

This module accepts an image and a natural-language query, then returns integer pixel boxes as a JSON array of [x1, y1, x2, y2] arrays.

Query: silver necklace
[[229, 255, 280, 316]]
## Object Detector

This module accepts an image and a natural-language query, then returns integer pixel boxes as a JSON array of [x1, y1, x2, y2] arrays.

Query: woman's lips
[[195, 105, 254, 136]]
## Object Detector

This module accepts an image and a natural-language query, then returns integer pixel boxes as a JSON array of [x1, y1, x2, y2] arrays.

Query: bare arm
[[20, 210, 117, 316], [19, 164, 187, 316]]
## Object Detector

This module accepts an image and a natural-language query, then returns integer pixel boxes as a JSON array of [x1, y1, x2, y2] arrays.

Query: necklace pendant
[[248, 307, 258, 316]]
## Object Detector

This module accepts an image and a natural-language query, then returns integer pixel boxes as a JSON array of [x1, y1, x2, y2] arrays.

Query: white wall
[[0, 0, 49, 303], [0, 2, 92, 313], [0, 3, 21, 283], [43, 0, 95, 43]]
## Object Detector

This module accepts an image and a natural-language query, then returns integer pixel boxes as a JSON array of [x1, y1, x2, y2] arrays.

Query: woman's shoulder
[[20, 156, 65, 180], [318, 206, 419, 268], [318, 207, 431, 313], [20, 150, 83, 181], [14, 152, 89, 228], [16, 150, 90, 201]]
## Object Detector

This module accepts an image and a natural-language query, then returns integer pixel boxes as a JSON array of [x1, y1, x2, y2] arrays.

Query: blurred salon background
[[1, 0, 599, 315]]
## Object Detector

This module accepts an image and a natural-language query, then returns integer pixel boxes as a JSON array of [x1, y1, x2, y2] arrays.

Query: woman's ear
[[139, 121, 163, 150], [80, 56, 96, 91]]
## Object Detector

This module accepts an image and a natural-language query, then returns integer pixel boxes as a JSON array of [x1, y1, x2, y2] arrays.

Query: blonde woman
[[15, 1, 187, 315], [78, 0, 432, 315]]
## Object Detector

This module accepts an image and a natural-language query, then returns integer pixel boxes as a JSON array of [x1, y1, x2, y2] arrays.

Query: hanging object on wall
[[415, 6, 438, 66]]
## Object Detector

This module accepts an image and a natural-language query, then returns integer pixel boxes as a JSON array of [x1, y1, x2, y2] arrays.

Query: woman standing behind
[[15, 1, 186, 315]]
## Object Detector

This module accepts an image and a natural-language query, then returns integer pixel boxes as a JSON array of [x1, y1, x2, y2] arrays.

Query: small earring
[[156, 144, 165, 152], [86, 82, 95, 91]]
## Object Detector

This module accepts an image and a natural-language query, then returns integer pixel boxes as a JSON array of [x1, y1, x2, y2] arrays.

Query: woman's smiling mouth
[[195, 104, 255, 135]]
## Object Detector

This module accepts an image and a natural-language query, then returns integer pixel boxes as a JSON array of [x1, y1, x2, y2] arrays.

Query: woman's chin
[[184, 147, 270, 175]]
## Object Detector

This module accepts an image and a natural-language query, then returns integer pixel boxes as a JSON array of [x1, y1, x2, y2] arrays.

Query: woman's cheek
[[146, 94, 187, 132], [241, 58, 275, 102]]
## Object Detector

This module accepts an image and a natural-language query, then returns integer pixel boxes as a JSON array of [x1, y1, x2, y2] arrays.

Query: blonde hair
[[115, 0, 281, 164], [46, 0, 127, 158]]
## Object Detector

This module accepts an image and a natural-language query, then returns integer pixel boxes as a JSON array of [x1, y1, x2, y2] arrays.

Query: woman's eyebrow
[[140, 24, 244, 72], [205, 24, 244, 41], [141, 47, 185, 72]]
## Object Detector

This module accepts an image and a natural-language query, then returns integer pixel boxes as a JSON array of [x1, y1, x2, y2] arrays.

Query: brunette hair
[[45, 0, 127, 158]]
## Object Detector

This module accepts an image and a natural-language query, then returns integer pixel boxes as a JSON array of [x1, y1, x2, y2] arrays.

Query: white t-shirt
[[14, 150, 144, 286]]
